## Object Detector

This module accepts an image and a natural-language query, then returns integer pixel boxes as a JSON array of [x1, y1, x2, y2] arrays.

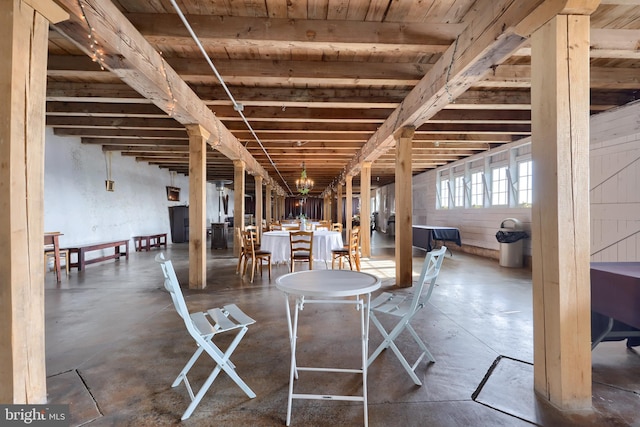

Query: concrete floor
[[44, 232, 640, 426]]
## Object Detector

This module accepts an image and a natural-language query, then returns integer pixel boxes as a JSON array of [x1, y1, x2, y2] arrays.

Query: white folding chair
[[155, 253, 256, 420], [367, 246, 447, 385]]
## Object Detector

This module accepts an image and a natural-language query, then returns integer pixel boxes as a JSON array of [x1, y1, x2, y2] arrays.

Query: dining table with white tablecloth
[[261, 230, 343, 265]]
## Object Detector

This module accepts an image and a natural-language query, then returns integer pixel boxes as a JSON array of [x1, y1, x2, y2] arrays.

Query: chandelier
[[295, 162, 314, 195]]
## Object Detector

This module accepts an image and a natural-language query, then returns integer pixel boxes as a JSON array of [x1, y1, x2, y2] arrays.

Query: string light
[[77, 0, 105, 70], [159, 52, 177, 117]]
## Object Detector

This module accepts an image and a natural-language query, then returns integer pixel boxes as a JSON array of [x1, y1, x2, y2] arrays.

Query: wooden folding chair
[[367, 246, 447, 385], [156, 254, 257, 420]]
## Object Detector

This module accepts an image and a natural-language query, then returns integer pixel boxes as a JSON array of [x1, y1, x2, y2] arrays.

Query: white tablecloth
[[261, 230, 343, 264]]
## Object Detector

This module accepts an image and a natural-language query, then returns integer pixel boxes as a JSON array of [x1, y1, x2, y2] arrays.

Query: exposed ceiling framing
[[47, 0, 640, 197]]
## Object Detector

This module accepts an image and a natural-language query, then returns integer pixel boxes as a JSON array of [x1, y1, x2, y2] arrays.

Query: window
[[518, 160, 532, 206], [491, 166, 508, 206], [454, 176, 465, 207], [440, 178, 449, 209], [471, 171, 484, 207]]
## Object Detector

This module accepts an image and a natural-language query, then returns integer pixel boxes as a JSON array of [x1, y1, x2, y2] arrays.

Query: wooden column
[[360, 162, 372, 258], [265, 182, 272, 227], [274, 194, 280, 221], [345, 176, 353, 237], [255, 175, 263, 240], [186, 125, 208, 289], [233, 161, 245, 256], [0, 0, 66, 404], [337, 184, 344, 227], [395, 127, 415, 288], [323, 195, 329, 222], [531, 14, 592, 409]]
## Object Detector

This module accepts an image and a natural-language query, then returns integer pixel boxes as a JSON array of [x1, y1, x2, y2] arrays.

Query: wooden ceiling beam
[[48, 53, 640, 89], [46, 81, 637, 111], [46, 102, 168, 117], [127, 13, 462, 50], [46, 116, 183, 129], [54, 128, 188, 139], [81, 137, 188, 146]]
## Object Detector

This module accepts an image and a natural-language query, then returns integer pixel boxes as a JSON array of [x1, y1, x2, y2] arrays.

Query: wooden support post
[[0, 0, 65, 404], [337, 184, 344, 227], [531, 14, 592, 410], [273, 194, 277, 222], [186, 125, 208, 289], [345, 176, 353, 238], [395, 127, 415, 288], [233, 161, 245, 257], [360, 162, 372, 258], [265, 182, 272, 227], [255, 175, 263, 240]]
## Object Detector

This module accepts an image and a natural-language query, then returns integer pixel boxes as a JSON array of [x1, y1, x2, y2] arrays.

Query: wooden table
[[44, 232, 63, 283], [276, 269, 381, 426]]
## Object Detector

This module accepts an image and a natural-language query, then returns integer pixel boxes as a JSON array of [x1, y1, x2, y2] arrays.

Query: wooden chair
[[242, 229, 272, 283], [269, 221, 282, 231], [156, 254, 256, 420], [289, 230, 313, 272], [245, 225, 260, 246], [331, 226, 361, 271], [281, 221, 300, 231], [332, 222, 343, 233], [44, 248, 70, 277]]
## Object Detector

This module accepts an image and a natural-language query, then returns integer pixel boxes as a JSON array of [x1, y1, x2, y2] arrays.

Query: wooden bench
[[132, 233, 167, 252], [66, 240, 129, 271]]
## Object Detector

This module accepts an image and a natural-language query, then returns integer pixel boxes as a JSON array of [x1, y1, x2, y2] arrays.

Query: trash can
[[495, 218, 528, 268]]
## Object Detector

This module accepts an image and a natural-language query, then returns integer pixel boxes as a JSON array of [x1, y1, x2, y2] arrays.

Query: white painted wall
[[44, 128, 234, 259], [590, 100, 640, 262]]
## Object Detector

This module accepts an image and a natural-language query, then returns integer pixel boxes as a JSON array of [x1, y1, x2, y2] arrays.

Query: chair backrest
[[245, 225, 259, 244], [242, 229, 258, 256], [290, 230, 313, 259], [411, 246, 447, 312], [235, 226, 244, 248], [269, 222, 282, 231], [282, 222, 300, 231], [155, 253, 194, 328], [348, 226, 361, 256], [332, 223, 343, 233]]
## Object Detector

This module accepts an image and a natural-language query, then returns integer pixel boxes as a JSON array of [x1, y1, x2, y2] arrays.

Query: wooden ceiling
[[46, 0, 640, 197]]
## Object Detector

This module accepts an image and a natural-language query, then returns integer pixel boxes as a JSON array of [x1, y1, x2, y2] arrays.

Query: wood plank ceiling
[[46, 0, 640, 198]]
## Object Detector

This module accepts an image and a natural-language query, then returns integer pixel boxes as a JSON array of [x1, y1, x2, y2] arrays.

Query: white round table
[[276, 269, 381, 426], [261, 230, 343, 265]]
